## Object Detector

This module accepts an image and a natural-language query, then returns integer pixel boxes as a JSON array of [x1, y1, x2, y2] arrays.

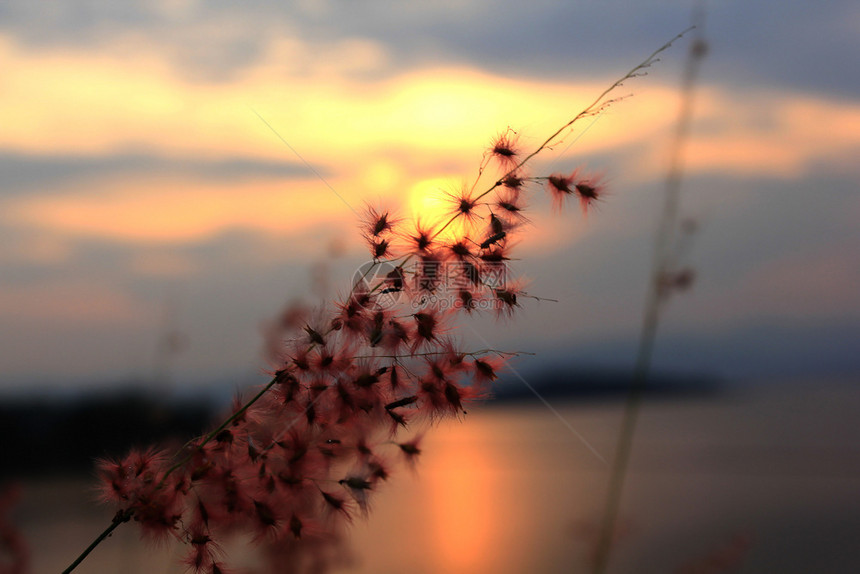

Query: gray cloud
[[2, 1, 857, 95], [0, 152, 320, 197]]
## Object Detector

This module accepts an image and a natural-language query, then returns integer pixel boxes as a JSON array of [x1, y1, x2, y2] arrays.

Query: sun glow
[[408, 177, 458, 221], [407, 176, 505, 246]]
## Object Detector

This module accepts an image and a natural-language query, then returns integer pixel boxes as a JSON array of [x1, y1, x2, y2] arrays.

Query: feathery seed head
[[489, 129, 520, 171]]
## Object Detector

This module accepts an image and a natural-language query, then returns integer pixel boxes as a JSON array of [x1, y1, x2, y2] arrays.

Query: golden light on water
[[425, 419, 497, 572]]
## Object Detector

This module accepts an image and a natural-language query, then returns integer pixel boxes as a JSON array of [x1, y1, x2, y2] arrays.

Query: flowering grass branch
[[62, 30, 689, 574]]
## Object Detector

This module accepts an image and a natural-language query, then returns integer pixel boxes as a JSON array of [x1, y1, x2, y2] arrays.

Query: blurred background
[[1, 0, 858, 572]]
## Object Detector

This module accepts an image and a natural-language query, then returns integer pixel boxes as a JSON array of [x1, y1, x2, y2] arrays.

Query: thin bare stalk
[[61, 510, 133, 574], [592, 12, 707, 574]]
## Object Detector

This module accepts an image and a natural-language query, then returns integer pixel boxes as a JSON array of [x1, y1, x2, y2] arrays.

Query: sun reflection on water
[[425, 417, 497, 572]]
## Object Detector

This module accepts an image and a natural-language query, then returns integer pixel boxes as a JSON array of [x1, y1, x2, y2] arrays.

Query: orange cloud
[[627, 87, 860, 179], [5, 31, 859, 183], [0, 32, 665, 168], [3, 174, 353, 243]]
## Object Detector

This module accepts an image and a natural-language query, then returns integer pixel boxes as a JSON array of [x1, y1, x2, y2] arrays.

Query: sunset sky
[[1, 1, 858, 394]]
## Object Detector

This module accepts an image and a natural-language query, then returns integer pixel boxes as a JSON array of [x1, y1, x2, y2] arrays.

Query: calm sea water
[[16, 380, 860, 573]]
